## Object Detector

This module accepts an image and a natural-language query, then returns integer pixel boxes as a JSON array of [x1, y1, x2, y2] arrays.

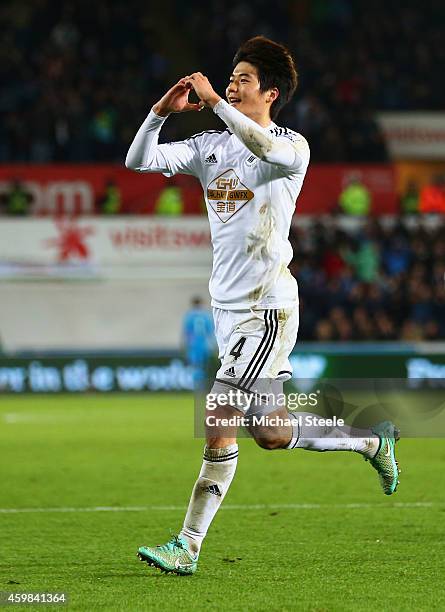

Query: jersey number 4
[[229, 337, 247, 360]]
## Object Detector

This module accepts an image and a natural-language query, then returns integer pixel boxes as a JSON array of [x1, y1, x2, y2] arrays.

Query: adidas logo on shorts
[[223, 366, 236, 378]]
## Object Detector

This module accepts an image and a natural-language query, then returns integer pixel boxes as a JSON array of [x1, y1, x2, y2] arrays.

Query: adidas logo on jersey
[[223, 366, 236, 378], [202, 484, 222, 496], [205, 153, 217, 164]]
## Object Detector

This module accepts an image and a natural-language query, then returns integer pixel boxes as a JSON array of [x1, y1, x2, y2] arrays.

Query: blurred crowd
[[185, 0, 444, 162], [0, 1, 170, 163], [1, 0, 444, 163], [289, 219, 445, 341]]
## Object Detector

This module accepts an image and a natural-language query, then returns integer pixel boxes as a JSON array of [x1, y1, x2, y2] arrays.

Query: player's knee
[[206, 436, 221, 448], [254, 434, 288, 451], [205, 436, 235, 449]]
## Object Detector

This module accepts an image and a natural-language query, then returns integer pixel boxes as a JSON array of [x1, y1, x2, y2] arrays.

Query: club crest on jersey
[[207, 169, 254, 223]]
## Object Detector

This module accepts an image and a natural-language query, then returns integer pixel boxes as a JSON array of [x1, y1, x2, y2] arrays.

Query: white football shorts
[[211, 304, 299, 414]]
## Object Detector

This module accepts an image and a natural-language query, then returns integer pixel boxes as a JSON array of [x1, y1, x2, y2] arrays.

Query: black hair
[[232, 36, 298, 120]]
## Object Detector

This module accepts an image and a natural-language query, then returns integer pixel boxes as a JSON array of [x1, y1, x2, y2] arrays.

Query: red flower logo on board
[[45, 219, 95, 262]]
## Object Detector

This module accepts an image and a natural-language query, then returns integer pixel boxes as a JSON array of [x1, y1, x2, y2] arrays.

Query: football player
[[126, 36, 400, 575]]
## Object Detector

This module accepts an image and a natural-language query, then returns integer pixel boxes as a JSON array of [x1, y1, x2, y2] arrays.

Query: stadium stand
[[1, 1, 444, 162], [290, 218, 445, 340], [0, 0, 444, 342]]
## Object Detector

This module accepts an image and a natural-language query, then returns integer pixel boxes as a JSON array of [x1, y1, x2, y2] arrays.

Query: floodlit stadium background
[[0, 1, 444, 391], [1, 3, 445, 610]]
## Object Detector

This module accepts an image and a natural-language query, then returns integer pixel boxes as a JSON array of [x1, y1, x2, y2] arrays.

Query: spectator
[[343, 238, 379, 282], [98, 179, 122, 215], [433, 287, 445, 336], [374, 310, 396, 341], [409, 283, 434, 324], [424, 320, 439, 340], [314, 319, 335, 341], [382, 234, 411, 277], [400, 180, 420, 214], [400, 320, 424, 341], [419, 175, 445, 213], [155, 185, 184, 216], [1, 178, 33, 216], [338, 176, 371, 215], [321, 241, 346, 279], [182, 297, 214, 370]]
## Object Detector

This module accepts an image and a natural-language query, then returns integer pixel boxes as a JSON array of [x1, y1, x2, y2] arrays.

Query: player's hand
[[152, 79, 205, 116], [185, 73, 222, 108]]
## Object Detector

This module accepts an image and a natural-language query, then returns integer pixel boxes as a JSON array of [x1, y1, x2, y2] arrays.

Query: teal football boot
[[366, 421, 401, 495], [137, 535, 198, 575]]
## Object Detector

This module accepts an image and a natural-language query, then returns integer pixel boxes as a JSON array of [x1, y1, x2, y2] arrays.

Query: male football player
[[126, 36, 400, 575]]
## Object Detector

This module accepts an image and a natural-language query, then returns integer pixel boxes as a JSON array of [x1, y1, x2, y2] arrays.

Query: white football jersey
[[126, 107, 310, 309]]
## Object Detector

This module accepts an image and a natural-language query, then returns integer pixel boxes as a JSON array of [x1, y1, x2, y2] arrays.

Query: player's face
[[226, 61, 272, 121]]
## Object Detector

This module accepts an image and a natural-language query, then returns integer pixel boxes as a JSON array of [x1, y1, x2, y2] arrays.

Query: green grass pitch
[[1, 394, 444, 611]]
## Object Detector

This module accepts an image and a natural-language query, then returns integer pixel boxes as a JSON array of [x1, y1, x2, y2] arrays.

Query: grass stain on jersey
[[246, 202, 274, 259]]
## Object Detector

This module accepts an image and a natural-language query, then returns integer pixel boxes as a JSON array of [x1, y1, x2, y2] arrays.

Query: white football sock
[[285, 411, 378, 457], [180, 444, 238, 555]]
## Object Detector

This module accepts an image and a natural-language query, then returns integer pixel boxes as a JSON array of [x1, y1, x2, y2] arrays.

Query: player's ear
[[265, 88, 279, 105]]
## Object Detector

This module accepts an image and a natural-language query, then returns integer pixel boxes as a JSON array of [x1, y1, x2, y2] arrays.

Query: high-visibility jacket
[[7, 187, 29, 215], [420, 185, 445, 213], [155, 186, 184, 216], [101, 185, 121, 214], [339, 183, 371, 215]]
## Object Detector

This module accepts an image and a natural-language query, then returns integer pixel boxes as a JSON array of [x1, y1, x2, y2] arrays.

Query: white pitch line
[[0, 502, 439, 514]]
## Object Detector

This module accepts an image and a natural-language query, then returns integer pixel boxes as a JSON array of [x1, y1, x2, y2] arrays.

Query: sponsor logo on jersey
[[206, 169, 254, 222]]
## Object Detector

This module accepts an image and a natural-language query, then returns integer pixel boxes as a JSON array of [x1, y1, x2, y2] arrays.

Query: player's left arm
[[185, 72, 309, 174]]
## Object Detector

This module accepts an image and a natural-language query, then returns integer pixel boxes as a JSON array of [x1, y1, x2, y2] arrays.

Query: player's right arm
[[125, 79, 203, 176]]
